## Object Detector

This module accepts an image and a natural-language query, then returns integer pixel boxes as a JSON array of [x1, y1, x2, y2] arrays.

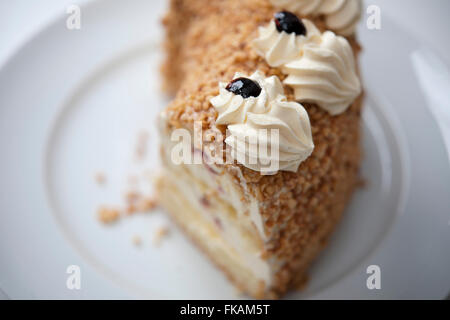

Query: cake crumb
[[124, 190, 158, 215], [153, 226, 170, 246], [234, 286, 245, 298], [135, 130, 149, 161], [293, 274, 309, 291], [132, 235, 142, 247], [357, 177, 367, 188], [94, 172, 107, 186], [97, 206, 120, 224], [124, 190, 141, 215], [125, 203, 137, 215], [137, 196, 158, 212], [125, 190, 142, 204]]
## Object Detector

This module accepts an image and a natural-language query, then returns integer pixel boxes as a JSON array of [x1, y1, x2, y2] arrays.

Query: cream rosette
[[211, 71, 283, 125], [253, 17, 361, 115], [270, 0, 362, 36], [282, 30, 361, 115], [252, 19, 320, 67], [210, 71, 314, 174]]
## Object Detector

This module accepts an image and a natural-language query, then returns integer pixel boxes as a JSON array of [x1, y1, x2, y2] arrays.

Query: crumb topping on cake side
[[161, 0, 361, 178], [160, 0, 363, 298]]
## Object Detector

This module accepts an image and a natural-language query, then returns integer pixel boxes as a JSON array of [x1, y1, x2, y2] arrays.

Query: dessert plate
[[0, 0, 449, 299]]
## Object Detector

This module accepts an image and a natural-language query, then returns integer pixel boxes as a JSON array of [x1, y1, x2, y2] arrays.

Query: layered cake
[[157, 0, 363, 298]]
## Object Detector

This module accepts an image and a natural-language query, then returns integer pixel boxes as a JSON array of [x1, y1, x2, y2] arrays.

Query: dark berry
[[274, 11, 307, 36], [225, 77, 262, 98]]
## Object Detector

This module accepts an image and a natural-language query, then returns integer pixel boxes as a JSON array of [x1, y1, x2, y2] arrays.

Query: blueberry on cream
[[252, 14, 320, 67], [274, 11, 307, 36], [225, 77, 262, 99]]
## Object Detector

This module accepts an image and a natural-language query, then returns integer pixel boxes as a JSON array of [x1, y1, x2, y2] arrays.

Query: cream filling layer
[[161, 164, 274, 285], [159, 126, 282, 285]]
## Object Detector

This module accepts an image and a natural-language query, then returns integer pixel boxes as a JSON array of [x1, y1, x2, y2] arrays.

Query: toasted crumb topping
[[94, 172, 107, 186], [153, 226, 170, 246], [124, 190, 158, 215], [134, 130, 150, 161], [162, 0, 361, 185], [97, 206, 121, 224], [160, 0, 364, 298], [132, 235, 142, 247]]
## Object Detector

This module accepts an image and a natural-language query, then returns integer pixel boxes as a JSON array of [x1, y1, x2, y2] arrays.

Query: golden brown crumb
[[124, 190, 141, 215], [158, 0, 363, 299], [94, 172, 107, 186], [124, 190, 158, 215], [357, 176, 367, 188], [125, 203, 137, 216], [234, 287, 245, 297], [132, 235, 142, 247], [153, 226, 170, 246], [135, 130, 149, 161], [125, 190, 142, 204], [293, 274, 309, 291], [97, 206, 120, 224], [137, 196, 158, 212]]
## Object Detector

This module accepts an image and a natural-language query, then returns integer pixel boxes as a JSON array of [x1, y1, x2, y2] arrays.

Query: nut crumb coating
[[161, 0, 363, 298]]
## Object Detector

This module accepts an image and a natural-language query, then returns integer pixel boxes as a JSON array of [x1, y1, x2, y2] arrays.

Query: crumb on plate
[[132, 235, 142, 247], [153, 226, 170, 246], [97, 206, 121, 224], [124, 190, 158, 215], [94, 172, 107, 186], [135, 130, 149, 161]]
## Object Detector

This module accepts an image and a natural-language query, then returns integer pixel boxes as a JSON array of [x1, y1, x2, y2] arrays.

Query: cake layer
[[156, 171, 269, 298], [157, 132, 274, 284]]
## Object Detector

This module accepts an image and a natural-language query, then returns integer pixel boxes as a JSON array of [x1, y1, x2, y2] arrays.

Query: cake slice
[[157, 0, 363, 299]]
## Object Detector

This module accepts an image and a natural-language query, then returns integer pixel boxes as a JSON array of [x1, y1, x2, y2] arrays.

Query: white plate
[[0, 0, 449, 299]]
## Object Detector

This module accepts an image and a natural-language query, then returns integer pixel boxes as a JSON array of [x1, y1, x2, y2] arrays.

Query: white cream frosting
[[210, 71, 314, 173], [253, 17, 361, 115], [270, 0, 362, 36], [252, 19, 320, 67], [282, 30, 361, 115], [211, 71, 283, 125]]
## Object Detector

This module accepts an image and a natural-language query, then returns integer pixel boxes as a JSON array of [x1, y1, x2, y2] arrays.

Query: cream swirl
[[211, 71, 284, 125], [282, 30, 361, 115], [210, 71, 314, 173], [253, 17, 361, 115], [270, 0, 362, 36], [252, 19, 320, 67]]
